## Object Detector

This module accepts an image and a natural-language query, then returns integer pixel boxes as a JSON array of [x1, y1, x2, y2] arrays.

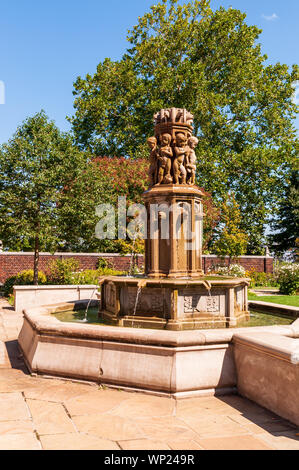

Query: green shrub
[[45, 256, 125, 285], [208, 263, 246, 277], [96, 257, 109, 269], [46, 258, 80, 284], [71, 267, 124, 285], [247, 270, 278, 288], [276, 263, 299, 295], [3, 276, 17, 297], [3, 269, 47, 297]]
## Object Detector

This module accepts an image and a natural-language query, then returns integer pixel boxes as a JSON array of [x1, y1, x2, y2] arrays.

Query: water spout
[[79, 287, 97, 323], [137, 279, 147, 288], [131, 279, 147, 326]]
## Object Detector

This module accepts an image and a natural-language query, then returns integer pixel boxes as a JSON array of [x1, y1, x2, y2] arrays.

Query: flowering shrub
[[276, 263, 299, 295], [208, 264, 246, 277], [46, 258, 80, 284], [246, 269, 278, 288], [71, 267, 124, 284], [3, 269, 47, 297]]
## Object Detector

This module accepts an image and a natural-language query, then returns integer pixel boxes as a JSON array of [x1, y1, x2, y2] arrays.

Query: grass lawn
[[248, 293, 299, 307]]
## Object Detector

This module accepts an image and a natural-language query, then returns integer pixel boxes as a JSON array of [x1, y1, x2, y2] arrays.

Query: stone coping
[[0, 252, 273, 259], [248, 300, 299, 317], [233, 332, 299, 365], [0, 252, 141, 257], [14, 284, 99, 291], [103, 276, 250, 287], [23, 300, 299, 348]]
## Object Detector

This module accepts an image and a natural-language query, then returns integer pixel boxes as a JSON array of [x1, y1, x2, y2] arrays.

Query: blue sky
[[0, 0, 298, 144]]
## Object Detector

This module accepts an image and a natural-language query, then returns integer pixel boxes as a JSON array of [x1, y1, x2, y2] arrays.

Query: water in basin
[[53, 307, 294, 329]]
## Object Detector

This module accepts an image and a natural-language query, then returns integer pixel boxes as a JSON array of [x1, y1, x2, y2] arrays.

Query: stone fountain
[[99, 108, 249, 329], [18, 108, 299, 409]]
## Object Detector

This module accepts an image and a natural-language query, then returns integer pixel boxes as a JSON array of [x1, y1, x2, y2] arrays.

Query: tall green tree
[[70, 0, 298, 253], [212, 193, 248, 258], [269, 170, 299, 256], [0, 111, 86, 284]]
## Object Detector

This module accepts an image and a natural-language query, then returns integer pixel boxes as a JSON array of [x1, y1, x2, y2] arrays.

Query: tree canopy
[[269, 170, 299, 256], [70, 0, 298, 254], [0, 111, 86, 282]]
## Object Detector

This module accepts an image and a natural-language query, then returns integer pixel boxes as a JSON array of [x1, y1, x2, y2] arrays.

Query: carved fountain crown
[[153, 107, 194, 126], [148, 107, 197, 187]]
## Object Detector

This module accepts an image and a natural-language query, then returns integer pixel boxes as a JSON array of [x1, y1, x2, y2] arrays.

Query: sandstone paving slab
[[0, 432, 41, 450], [26, 399, 76, 435], [0, 367, 30, 380], [0, 341, 10, 368], [64, 389, 135, 417], [176, 396, 243, 418], [0, 376, 42, 393], [73, 413, 145, 441], [0, 329, 7, 341], [256, 431, 299, 450], [167, 439, 203, 450], [118, 439, 170, 450], [109, 394, 175, 419], [40, 432, 120, 450], [0, 419, 34, 435], [23, 380, 96, 403], [0, 392, 30, 421], [137, 416, 200, 442], [219, 395, 283, 423], [197, 435, 274, 450], [228, 414, 296, 434], [180, 414, 251, 439], [0, 371, 47, 393]]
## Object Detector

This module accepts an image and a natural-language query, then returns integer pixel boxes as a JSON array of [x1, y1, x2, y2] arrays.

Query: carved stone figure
[[173, 133, 188, 184], [186, 136, 198, 185], [157, 133, 173, 184], [149, 108, 196, 186], [147, 136, 158, 187]]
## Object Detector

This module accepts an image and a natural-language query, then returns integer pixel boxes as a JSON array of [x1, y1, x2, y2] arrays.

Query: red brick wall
[[0, 252, 273, 284], [202, 255, 274, 275]]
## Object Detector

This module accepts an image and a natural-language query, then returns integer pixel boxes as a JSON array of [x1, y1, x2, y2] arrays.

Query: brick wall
[[202, 255, 274, 275], [0, 252, 273, 284]]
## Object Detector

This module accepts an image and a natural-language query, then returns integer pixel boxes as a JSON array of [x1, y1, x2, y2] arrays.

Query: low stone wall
[[13, 285, 98, 312], [234, 332, 299, 426], [0, 252, 273, 283], [18, 300, 299, 400], [248, 300, 299, 319]]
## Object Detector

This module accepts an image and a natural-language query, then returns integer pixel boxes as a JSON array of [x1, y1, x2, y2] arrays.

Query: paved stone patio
[[0, 298, 298, 450]]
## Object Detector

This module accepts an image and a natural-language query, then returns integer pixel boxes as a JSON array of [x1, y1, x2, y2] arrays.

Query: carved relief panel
[[178, 289, 226, 318]]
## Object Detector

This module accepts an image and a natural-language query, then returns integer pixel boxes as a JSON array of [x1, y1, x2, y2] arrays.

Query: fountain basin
[[100, 276, 250, 329], [18, 299, 299, 398]]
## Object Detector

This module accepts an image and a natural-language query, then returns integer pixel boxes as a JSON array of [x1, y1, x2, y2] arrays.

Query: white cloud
[[262, 13, 279, 21]]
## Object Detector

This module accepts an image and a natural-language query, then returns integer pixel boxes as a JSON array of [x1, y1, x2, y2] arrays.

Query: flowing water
[[76, 287, 98, 323]]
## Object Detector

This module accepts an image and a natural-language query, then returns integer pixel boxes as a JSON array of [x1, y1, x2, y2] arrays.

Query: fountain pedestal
[[100, 277, 249, 330], [143, 184, 204, 278], [99, 107, 249, 329]]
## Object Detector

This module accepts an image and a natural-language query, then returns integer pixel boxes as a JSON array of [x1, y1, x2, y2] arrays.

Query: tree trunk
[[33, 234, 40, 285]]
